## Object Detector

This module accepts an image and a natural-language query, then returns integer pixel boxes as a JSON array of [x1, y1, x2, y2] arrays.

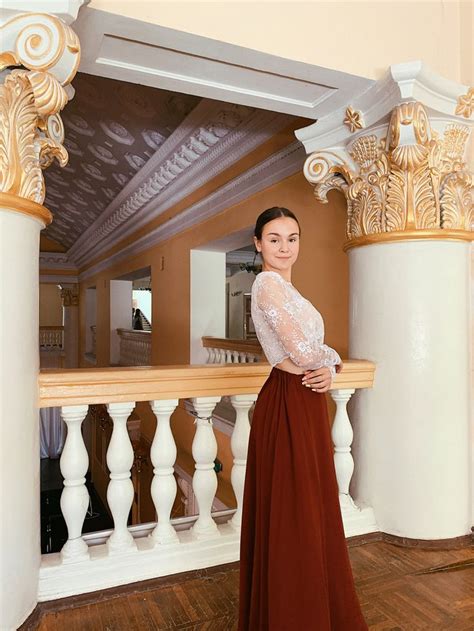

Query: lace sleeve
[[255, 273, 341, 372]]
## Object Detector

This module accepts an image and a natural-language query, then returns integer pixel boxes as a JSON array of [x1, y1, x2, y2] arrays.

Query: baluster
[[229, 394, 257, 529], [59, 404, 90, 563], [232, 350, 240, 363], [190, 396, 221, 538], [106, 401, 136, 553], [248, 353, 255, 363], [206, 347, 212, 363], [209, 347, 216, 363], [330, 389, 357, 510], [225, 349, 232, 363], [219, 349, 226, 363], [239, 351, 247, 363], [149, 399, 179, 545]]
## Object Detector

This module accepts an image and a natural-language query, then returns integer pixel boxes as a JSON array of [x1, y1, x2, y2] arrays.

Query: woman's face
[[254, 216, 300, 274]]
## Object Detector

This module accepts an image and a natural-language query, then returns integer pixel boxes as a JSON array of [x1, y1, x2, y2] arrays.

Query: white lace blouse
[[251, 271, 341, 375]]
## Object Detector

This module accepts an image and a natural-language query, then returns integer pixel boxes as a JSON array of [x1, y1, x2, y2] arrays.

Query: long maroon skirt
[[238, 367, 368, 630]]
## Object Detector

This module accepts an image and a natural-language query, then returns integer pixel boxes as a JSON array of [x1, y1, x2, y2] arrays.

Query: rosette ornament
[[303, 101, 473, 249], [0, 13, 81, 205]]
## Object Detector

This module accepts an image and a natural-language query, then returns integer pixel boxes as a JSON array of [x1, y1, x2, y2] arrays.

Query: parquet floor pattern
[[26, 541, 473, 630]]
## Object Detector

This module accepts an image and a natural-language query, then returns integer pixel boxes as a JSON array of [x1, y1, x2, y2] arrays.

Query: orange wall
[[79, 171, 349, 368]]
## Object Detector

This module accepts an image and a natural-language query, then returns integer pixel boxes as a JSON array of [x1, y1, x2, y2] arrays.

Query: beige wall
[[39, 284, 62, 327], [90, 1, 473, 84]]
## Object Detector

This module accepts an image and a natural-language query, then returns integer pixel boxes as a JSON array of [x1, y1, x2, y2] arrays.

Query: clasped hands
[[301, 362, 343, 393]]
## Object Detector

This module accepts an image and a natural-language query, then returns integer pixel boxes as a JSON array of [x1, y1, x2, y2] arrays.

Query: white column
[[229, 394, 257, 529], [106, 401, 136, 553], [59, 405, 90, 562], [190, 250, 226, 364], [190, 396, 221, 538], [350, 241, 471, 539], [149, 399, 179, 545], [0, 207, 45, 628], [0, 7, 83, 628]]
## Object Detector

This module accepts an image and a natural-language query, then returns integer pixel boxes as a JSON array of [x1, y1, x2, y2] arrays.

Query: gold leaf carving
[[344, 106, 365, 133], [303, 101, 474, 246], [455, 88, 474, 119], [0, 14, 81, 206]]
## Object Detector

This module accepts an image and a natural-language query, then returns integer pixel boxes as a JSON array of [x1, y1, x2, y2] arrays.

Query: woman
[[238, 207, 367, 630]]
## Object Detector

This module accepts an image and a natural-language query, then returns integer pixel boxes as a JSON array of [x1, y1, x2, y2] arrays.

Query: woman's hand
[[301, 367, 332, 393]]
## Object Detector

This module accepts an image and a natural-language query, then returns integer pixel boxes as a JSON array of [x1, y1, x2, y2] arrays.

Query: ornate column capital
[[60, 284, 79, 307], [296, 62, 474, 250], [0, 6, 84, 222]]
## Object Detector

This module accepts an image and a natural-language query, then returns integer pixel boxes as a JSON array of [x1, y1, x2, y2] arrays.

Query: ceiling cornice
[[79, 140, 305, 281], [68, 101, 292, 267]]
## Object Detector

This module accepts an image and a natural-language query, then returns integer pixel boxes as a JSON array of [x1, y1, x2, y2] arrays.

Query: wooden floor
[[24, 541, 473, 630]]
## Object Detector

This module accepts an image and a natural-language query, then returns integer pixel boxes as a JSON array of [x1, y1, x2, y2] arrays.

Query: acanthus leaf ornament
[[303, 101, 473, 247], [0, 13, 80, 205]]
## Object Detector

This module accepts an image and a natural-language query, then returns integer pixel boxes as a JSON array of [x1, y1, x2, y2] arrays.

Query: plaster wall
[[89, 1, 473, 84]]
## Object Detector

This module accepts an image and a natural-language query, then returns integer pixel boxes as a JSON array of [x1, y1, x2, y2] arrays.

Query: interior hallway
[[21, 539, 474, 630]]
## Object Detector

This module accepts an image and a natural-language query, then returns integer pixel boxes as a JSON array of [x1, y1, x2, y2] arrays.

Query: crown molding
[[39, 252, 77, 270], [69, 101, 292, 267], [40, 274, 79, 284], [79, 140, 304, 281]]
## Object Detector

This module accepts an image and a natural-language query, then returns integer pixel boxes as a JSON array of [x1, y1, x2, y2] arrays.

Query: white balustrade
[[117, 329, 152, 366], [38, 361, 375, 600], [106, 401, 137, 554], [39, 327, 64, 349], [229, 394, 257, 529], [330, 389, 356, 508], [59, 405, 90, 563], [149, 399, 179, 545], [190, 396, 221, 538]]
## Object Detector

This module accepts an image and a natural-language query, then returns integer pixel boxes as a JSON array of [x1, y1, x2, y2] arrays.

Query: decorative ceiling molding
[[295, 61, 473, 153], [79, 140, 305, 281], [69, 103, 293, 267], [74, 7, 372, 120], [40, 274, 79, 284], [39, 252, 77, 270], [43, 73, 201, 248]]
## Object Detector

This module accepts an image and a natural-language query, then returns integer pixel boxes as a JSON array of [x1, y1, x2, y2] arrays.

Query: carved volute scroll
[[0, 13, 81, 209], [304, 101, 473, 249]]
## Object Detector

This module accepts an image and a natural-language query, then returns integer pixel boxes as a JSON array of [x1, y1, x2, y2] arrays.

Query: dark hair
[[254, 207, 301, 240]]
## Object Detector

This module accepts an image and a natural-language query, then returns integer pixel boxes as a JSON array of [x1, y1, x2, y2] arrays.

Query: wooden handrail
[[39, 325, 64, 331], [38, 360, 375, 408], [202, 336, 262, 353]]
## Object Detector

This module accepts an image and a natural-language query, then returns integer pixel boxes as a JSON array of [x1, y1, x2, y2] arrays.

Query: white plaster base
[[349, 240, 472, 540], [0, 208, 42, 630], [39, 521, 241, 601]]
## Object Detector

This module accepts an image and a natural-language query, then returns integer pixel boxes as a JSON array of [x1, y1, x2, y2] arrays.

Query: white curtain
[[40, 407, 66, 459]]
